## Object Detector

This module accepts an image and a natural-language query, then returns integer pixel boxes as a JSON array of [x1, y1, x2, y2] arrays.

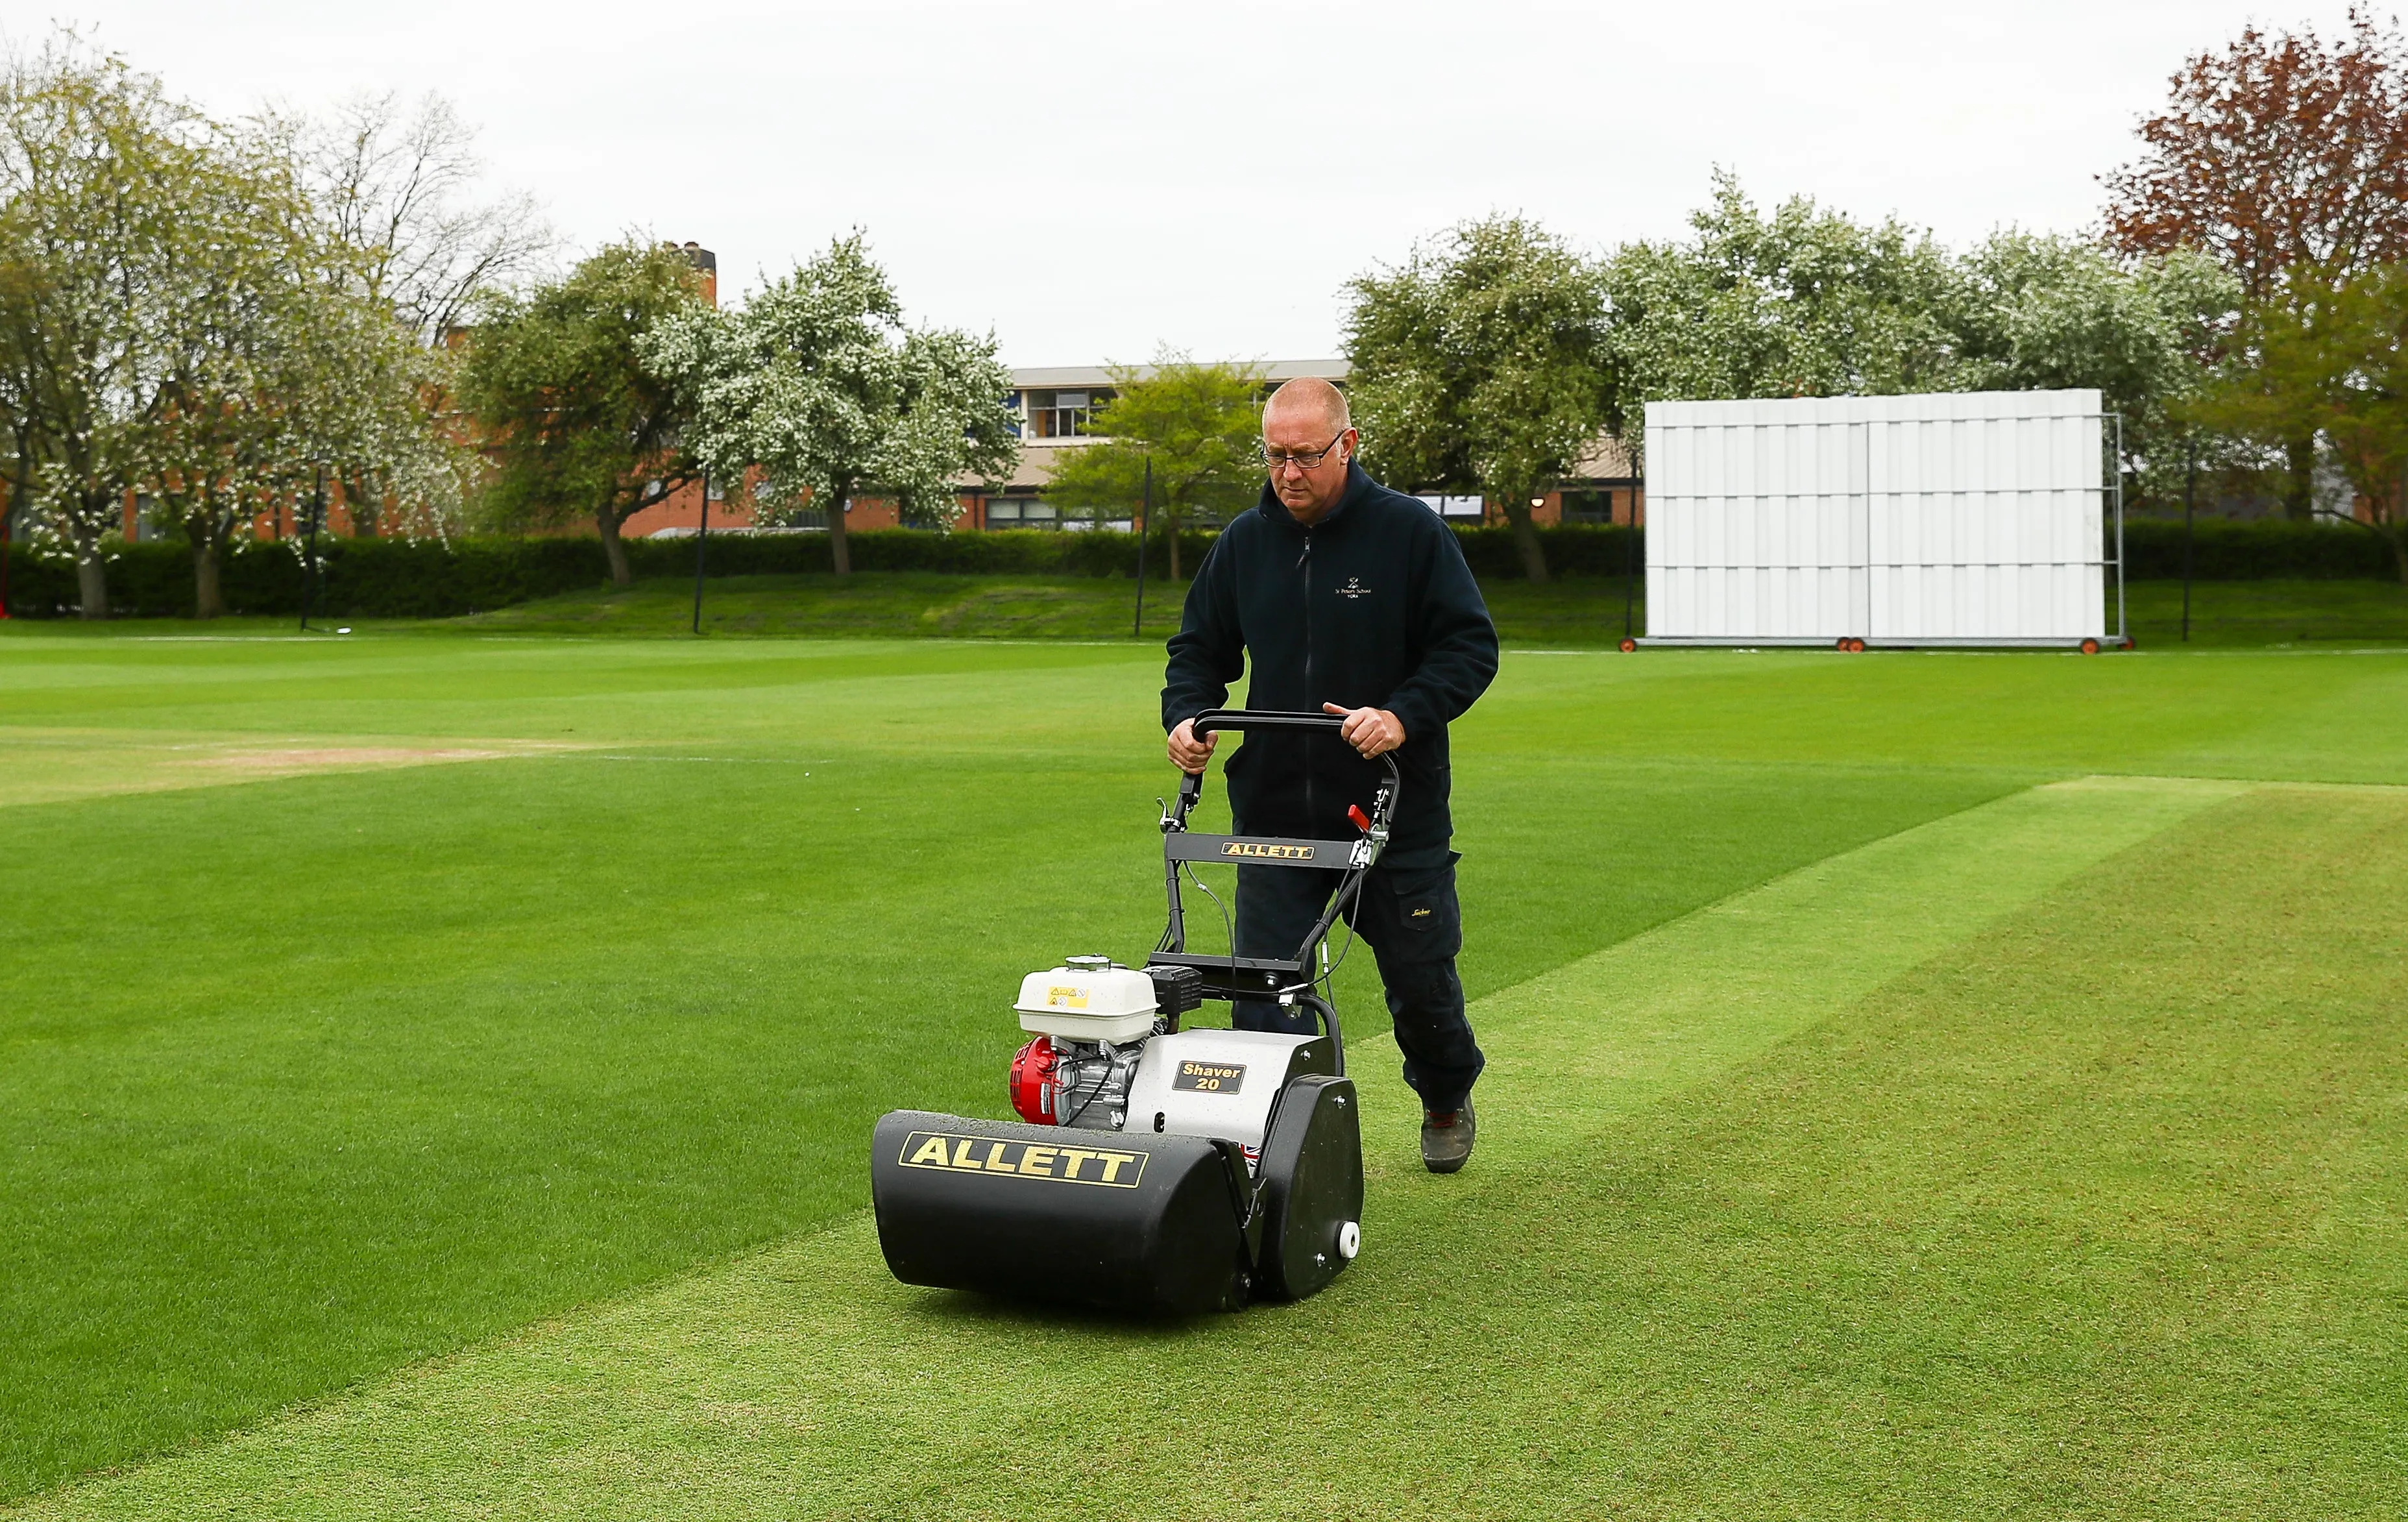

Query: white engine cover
[[1015, 963, 1161, 1044], [1124, 1029, 1321, 1155]]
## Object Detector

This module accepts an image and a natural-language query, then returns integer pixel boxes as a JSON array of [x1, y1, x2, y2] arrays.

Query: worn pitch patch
[[0, 729, 589, 807], [186, 744, 529, 776]]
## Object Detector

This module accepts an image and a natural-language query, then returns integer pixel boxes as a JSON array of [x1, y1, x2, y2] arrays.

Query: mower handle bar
[[1175, 709, 1400, 812], [1189, 709, 1344, 738]]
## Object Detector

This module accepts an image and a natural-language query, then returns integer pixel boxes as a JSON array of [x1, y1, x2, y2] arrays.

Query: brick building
[[629, 350, 1646, 539]]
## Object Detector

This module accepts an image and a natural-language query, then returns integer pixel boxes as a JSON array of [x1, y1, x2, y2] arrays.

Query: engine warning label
[[897, 1131, 1147, 1188], [1173, 1060, 1246, 1094]]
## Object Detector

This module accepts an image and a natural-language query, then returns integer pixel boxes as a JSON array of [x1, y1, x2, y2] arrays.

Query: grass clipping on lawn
[[31, 775, 2406, 1520]]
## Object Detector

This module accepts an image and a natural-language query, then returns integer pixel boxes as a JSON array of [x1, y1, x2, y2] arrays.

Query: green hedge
[[1450, 524, 1642, 579], [3, 536, 621, 619], [0, 529, 1226, 619], [640, 527, 1222, 580], [2120, 518, 2396, 579], [3, 517, 2391, 619]]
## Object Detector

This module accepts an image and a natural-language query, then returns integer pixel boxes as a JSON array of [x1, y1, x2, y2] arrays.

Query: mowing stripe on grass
[[1457, 774, 2254, 1156], [16, 776, 2250, 1520]]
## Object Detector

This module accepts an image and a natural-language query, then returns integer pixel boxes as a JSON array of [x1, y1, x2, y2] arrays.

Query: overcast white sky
[[36, 1, 2377, 365]]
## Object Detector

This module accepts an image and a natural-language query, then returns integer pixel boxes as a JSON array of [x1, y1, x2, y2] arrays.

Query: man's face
[[1262, 406, 1357, 522]]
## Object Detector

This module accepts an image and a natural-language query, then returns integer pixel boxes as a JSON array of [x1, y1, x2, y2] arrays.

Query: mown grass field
[[1, 620, 2403, 1517]]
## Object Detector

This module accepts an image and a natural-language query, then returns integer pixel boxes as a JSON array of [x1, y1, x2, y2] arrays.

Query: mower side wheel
[[1252, 1075, 1365, 1303]]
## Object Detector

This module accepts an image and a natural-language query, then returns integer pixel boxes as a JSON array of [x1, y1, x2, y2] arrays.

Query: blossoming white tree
[[0, 36, 464, 617], [643, 233, 1017, 576]]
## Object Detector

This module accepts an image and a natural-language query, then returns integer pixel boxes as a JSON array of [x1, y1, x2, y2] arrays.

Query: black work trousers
[[1231, 855, 1485, 1114]]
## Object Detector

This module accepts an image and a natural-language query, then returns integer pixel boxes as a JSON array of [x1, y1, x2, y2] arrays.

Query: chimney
[[679, 241, 718, 306]]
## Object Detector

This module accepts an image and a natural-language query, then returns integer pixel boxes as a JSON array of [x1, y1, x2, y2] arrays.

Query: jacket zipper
[[1300, 527, 1315, 829]]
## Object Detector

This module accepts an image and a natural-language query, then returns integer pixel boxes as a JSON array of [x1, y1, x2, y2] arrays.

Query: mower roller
[[871, 709, 1391, 1314]]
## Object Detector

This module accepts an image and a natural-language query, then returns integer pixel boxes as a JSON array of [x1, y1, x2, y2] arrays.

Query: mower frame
[[1149, 709, 1403, 1075]]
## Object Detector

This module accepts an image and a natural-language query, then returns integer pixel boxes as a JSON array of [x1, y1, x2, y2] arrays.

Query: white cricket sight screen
[[1642, 390, 2111, 646]]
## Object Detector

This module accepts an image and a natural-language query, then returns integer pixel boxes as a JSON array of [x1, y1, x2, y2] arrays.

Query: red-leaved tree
[[2104, 9, 2408, 515], [2106, 9, 2408, 299]]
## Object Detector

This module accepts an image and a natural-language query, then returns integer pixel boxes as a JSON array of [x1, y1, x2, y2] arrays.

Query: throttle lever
[[1165, 769, 1202, 833]]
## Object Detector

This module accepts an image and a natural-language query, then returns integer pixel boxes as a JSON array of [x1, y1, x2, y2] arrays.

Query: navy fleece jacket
[[1161, 463, 1500, 867]]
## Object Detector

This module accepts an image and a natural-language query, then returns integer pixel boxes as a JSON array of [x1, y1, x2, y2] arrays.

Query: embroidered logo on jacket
[[1337, 577, 1371, 600]]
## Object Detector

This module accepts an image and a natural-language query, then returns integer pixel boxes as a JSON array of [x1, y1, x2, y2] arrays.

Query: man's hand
[[1322, 702, 1406, 759], [1167, 717, 1219, 774]]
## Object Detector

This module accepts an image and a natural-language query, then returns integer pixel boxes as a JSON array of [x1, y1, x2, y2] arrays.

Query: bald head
[[1263, 376, 1350, 434], [1260, 376, 1358, 523]]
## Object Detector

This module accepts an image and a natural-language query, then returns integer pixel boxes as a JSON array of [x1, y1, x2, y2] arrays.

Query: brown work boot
[[1420, 1100, 1476, 1174]]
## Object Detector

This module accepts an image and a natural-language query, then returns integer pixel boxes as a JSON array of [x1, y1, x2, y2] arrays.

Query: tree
[[2104, 9, 2408, 302], [458, 241, 709, 586], [287, 92, 554, 349], [642, 232, 1017, 577], [2185, 263, 2408, 579], [0, 189, 36, 573], [1346, 215, 1612, 582], [1599, 173, 1958, 410], [1043, 351, 1261, 580], [2311, 267, 2408, 580], [1595, 179, 2234, 509], [280, 90, 550, 536], [1942, 233, 2238, 506], [0, 36, 460, 617], [0, 35, 195, 617], [2103, 8, 2408, 515], [140, 129, 459, 617]]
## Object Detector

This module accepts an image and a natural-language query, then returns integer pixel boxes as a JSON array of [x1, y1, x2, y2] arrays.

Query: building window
[[1416, 494, 1485, 520], [1027, 388, 1112, 439], [1558, 487, 1636, 524], [986, 497, 1057, 528]]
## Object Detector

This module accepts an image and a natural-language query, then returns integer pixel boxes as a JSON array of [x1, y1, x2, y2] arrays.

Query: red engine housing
[[1009, 1035, 1061, 1125]]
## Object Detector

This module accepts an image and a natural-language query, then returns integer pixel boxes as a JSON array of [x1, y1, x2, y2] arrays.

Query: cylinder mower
[[871, 709, 1396, 1314]]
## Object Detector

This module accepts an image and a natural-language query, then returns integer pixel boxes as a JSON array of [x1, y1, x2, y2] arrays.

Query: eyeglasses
[[1258, 430, 1348, 473]]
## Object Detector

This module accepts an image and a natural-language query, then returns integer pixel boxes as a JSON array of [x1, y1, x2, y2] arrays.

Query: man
[[1162, 376, 1500, 1173]]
